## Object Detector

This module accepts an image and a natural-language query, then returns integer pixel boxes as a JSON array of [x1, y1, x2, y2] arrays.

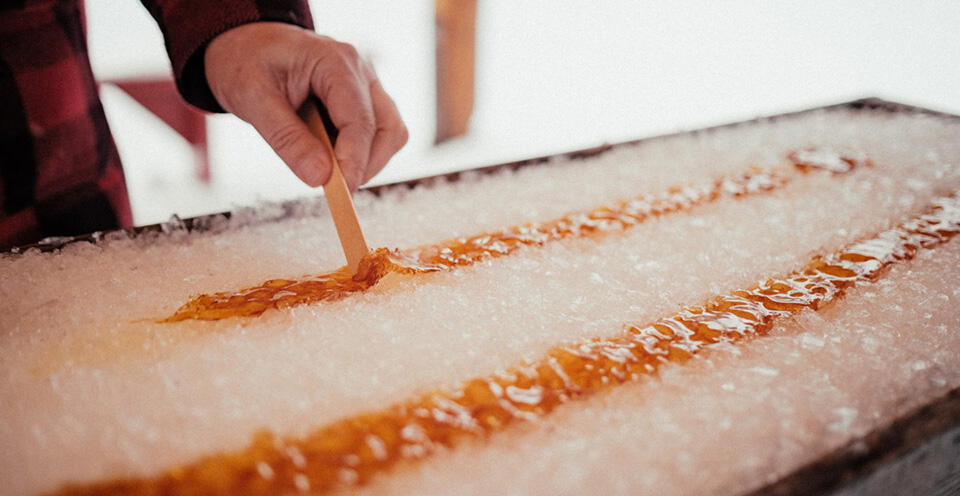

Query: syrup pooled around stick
[[57, 189, 960, 496], [163, 149, 870, 322]]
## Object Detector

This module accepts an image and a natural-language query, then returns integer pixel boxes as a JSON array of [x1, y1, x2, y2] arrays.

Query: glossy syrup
[[163, 150, 868, 322], [54, 196, 960, 494]]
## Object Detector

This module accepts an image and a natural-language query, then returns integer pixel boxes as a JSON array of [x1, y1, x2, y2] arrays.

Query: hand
[[204, 22, 408, 191]]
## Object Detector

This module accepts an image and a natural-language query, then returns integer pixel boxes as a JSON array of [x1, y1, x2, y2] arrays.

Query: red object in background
[[106, 78, 210, 183]]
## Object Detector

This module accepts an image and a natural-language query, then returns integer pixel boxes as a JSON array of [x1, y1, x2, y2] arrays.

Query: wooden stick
[[301, 101, 370, 273]]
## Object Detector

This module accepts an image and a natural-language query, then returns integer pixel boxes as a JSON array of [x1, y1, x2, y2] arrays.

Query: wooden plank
[[435, 0, 477, 143]]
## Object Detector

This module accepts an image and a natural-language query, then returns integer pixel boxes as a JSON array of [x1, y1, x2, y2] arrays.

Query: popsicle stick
[[301, 100, 370, 273]]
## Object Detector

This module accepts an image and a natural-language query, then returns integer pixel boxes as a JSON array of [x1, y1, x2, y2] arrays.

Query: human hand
[[204, 22, 408, 191]]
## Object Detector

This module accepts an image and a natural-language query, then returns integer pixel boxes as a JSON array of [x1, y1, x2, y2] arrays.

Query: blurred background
[[86, 0, 960, 225]]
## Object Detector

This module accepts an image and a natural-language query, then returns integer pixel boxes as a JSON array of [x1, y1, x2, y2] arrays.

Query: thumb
[[246, 91, 333, 187]]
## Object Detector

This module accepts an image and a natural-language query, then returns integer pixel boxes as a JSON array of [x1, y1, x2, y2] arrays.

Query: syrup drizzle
[[54, 193, 960, 495], [163, 150, 869, 322]]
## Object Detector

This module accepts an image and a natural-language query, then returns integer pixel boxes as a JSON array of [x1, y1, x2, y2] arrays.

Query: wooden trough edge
[[746, 386, 960, 496]]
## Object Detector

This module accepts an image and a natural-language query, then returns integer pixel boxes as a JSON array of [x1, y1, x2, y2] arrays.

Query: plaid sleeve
[[140, 0, 314, 112], [1, 0, 132, 249]]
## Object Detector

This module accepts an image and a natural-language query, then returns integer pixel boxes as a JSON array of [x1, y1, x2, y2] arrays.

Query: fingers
[[246, 88, 333, 187], [363, 78, 409, 185], [310, 44, 376, 192], [204, 23, 407, 190]]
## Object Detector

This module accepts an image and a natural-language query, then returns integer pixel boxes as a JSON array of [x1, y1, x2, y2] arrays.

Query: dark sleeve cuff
[[143, 1, 314, 113]]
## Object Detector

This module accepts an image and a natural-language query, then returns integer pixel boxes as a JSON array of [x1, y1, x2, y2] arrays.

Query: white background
[[86, 1, 960, 225]]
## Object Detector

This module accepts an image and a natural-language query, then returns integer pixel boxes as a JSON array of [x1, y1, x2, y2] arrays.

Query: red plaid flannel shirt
[[0, 0, 312, 249]]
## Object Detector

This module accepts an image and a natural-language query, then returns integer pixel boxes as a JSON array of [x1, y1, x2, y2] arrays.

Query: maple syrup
[[163, 150, 868, 322], [56, 191, 960, 495], [52, 156, 960, 496]]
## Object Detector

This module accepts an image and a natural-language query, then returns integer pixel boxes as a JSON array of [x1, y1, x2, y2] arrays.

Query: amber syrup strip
[[163, 149, 869, 322], [55, 192, 960, 496]]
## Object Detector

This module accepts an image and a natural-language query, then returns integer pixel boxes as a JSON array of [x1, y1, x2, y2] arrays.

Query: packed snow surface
[[1, 109, 959, 495]]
